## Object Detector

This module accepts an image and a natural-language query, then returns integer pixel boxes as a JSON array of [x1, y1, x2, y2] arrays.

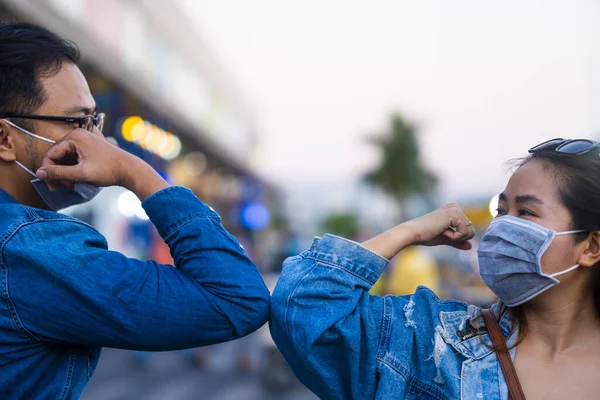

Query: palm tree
[[363, 113, 437, 221], [319, 212, 360, 239]]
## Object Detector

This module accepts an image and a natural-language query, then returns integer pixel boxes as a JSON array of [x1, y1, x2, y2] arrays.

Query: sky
[[177, 0, 600, 211]]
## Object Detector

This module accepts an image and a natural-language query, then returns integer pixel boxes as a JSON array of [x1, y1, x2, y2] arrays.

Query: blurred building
[[0, 0, 283, 267]]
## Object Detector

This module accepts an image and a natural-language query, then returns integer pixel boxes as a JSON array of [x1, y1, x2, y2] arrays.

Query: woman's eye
[[495, 208, 506, 216], [518, 209, 534, 217]]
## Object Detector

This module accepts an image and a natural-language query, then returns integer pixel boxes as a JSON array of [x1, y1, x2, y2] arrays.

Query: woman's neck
[[521, 287, 599, 357]]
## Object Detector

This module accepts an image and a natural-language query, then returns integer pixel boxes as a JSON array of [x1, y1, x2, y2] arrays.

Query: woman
[[270, 138, 600, 400]]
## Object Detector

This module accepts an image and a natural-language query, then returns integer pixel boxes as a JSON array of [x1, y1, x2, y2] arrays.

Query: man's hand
[[36, 129, 169, 200]]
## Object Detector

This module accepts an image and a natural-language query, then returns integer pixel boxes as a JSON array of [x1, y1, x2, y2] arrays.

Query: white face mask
[[4, 119, 102, 211]]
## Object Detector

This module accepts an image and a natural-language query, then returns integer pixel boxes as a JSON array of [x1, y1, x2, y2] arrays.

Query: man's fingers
[[37, 164, 85, 183], [90, 126, 105, 139], [46, 181, 58, 192], [64, 181, 75, 190], [41, 140, 79, 168]]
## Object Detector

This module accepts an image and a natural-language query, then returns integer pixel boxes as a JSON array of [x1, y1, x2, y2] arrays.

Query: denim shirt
[[271, 234, 517, 400], [0, 186, 270, 399]]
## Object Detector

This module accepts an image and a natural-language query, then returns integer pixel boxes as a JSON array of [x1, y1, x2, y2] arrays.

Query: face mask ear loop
[[2, 119, 56, 144], [14, 160, 37, 178], [556, 229, 587, 236], [550, 230, 585, 278], [551, 264, 580, 278]]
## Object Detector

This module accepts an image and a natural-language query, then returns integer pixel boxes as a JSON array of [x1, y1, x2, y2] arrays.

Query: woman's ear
[[577, 231, 600, 268], [0, 120, 18, 163]]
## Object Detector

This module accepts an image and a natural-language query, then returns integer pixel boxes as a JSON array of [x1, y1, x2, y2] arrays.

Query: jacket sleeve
[[4, 186, 270, 350], [269, 234, 391, 400]]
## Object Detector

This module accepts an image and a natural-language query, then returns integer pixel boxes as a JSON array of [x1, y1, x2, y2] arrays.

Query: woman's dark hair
[[509, 149, 600, 345], [0, 21, 80, 129]]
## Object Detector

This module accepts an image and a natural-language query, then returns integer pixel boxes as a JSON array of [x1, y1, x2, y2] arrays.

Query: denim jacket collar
[[440, 301, 517, 360]]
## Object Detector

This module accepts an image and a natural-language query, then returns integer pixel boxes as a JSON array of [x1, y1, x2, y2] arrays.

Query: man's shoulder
[[0, 203, 40, 243], [0, 204, 104, 250], [0, 203, 93, 227]]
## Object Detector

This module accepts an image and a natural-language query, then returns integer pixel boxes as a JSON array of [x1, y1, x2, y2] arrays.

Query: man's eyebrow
[[63, 105, 97, 115]]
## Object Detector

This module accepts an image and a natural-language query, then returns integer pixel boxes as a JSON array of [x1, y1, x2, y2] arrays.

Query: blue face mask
[[477, 215, 584, 307], [4, 119, 102, 211]]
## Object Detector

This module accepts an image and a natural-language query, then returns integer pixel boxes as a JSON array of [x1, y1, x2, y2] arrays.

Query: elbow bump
[[269, 286, 290, 324], [235, 299, 270, 338]]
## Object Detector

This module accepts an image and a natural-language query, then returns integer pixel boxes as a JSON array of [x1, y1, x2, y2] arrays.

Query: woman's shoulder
[[380, 287, 496, 367], [385, 286, 482, 341], [388, 286, 473, 314]]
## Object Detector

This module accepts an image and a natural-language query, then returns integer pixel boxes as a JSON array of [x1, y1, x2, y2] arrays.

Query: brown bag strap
[[482, 308, 527, 400]]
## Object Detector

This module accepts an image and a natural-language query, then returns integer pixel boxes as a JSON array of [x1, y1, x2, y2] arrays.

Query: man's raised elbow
[[230, 285, 271, 338]]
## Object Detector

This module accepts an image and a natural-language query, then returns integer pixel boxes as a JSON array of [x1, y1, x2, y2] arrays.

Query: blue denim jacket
[[271, 235, 517, 400], [0, 186, 269, 399]]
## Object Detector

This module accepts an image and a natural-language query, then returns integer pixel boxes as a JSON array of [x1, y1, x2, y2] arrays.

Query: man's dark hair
[[0, 22, 80, 128]]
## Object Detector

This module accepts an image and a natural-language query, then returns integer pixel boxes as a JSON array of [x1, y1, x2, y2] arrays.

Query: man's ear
[[577, 231, 600, 268], [0, 120, 17, 163]]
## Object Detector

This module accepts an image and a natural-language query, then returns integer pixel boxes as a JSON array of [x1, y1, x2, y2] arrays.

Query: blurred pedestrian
[[0, 22, 269, 399]]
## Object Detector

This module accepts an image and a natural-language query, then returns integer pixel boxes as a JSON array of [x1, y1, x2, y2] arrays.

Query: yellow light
[[164, 136, 182, 160], [130, 120, 146, 143], [148, 127, 164, 153], [120, 116, 183, 161], [141, 125, 155, 149], [158, 133, 173, 157], [121, 116, 143, 142]]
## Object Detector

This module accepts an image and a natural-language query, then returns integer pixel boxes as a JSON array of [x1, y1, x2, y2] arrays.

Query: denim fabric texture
[[271, 234, 517, 400], [0, 186, 269, 399]]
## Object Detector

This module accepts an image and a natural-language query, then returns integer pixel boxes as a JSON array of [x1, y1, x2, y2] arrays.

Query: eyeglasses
[[528, 138, 600, 156], [0, 113, 105, 133]]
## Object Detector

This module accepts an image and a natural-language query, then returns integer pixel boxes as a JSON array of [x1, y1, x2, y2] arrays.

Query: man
[[0, 22, 269, 398]]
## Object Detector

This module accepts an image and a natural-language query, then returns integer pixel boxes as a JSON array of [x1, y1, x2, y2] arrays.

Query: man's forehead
[[39, 61, 96, 114], [61, 104, 97, 115]]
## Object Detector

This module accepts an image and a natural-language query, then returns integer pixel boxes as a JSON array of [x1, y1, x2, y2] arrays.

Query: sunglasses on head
[[528, 138, 600, 156]]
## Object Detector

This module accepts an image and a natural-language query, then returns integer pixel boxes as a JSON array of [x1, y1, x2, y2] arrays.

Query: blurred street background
[[1, 0, 599, 398], [81, 337, 317, 400]]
